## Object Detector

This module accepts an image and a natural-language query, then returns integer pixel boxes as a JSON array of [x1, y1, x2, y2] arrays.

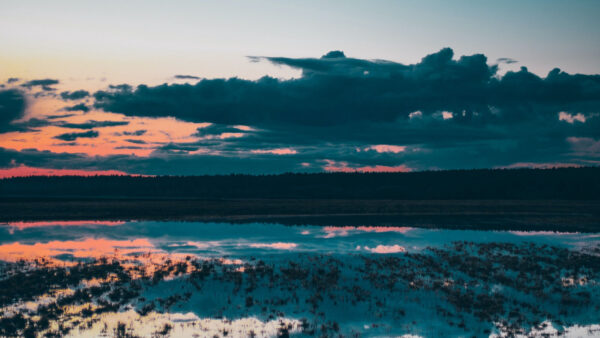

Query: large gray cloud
[[94, 48, 600, 129]]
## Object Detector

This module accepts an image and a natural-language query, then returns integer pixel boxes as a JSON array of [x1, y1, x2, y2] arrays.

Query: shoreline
[[2, 198, 599, 232]]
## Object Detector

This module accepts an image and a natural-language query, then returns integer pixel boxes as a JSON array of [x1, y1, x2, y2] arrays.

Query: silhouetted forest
[[1, 167, 599, 200]]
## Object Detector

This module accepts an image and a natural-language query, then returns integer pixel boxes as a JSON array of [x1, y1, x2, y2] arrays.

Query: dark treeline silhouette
[[1, 167, 599, 200]]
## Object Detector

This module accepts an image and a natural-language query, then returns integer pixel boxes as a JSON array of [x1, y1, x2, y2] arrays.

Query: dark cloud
[[64, 103, 90, 112], [497, 57, 518, 64], [194, 124, 248, 137], [54, 130, 99, 141], [12, 118, 52, 130], [0, 89, 27, 131], [122, 129, 147, 136], [21, 79, 59, 88], [156, 143, 201, 154], [321, 50, 346, 59], [60, 90, 90, 100], [57, 120, 129, 129], [124, 139, 146, 144], [115, 146, 145, 150], [0, 147, 87, 169], [32, 91, 55, 98], [46, 114, 77, 120], [94, 48, 600, 132], [109, 84, 133, 91], [7, 78, 19, 84], [174, 75, 200, 80]]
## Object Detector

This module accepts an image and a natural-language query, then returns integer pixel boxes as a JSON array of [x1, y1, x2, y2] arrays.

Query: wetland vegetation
[[0, 221, 598, 337]]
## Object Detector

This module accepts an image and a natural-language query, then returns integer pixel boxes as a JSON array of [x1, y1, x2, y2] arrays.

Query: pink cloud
[[559, 112, 586, 123], [250, 148, 297, 155], [361, 145, 406, 154], [409, 111, 423, 119], [232, 125, 255, 131], [567, 137, 600, 155], [217, 132, 245, 139]]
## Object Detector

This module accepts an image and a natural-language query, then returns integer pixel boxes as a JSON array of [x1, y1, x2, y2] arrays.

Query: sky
[[1, 0, 599, 176]]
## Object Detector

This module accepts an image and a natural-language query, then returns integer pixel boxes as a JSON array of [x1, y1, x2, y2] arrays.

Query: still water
[[1, 221, 599, 337]]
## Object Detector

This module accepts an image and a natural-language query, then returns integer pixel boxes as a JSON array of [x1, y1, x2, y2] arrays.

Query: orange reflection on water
[[0, 238, 156, 265], [0, 237, 236, 280]]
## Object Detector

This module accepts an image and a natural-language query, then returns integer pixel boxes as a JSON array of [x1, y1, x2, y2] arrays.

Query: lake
[[1, 221, 599, 337]]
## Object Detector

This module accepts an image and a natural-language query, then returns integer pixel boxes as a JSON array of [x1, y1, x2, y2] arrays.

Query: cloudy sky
[[1, 0, 599, 176]]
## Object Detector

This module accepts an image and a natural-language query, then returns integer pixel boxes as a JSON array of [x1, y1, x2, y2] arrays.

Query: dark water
[[1, 221, 599, 337]]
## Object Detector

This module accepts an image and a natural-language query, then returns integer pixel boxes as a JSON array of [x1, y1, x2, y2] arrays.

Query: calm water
[[1, 221, 599, 337]]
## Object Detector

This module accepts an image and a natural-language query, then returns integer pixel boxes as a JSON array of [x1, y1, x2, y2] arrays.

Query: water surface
[[1, 221, 599, 337]]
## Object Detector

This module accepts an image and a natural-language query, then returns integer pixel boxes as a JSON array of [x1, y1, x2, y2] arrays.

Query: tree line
[[1, 167, 599, 200]]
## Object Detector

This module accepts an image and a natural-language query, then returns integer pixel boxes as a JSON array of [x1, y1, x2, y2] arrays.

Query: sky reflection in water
[[0, 221, 599, 337], [1, 221, 598, 263]]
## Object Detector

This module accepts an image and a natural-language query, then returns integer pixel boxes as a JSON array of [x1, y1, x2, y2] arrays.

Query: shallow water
[[2, 221, 599, 260], [1, 221, 599, 337]]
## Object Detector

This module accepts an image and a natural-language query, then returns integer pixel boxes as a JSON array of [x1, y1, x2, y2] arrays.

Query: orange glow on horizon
[[0, 165, 134, 178]]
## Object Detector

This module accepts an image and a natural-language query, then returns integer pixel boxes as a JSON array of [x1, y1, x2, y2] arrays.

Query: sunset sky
[[1, 0, 599, 176]]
